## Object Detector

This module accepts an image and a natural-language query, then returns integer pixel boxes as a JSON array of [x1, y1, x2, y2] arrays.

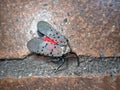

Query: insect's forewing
[[37, 21, 68, 46], [27, 37, 64, 57]]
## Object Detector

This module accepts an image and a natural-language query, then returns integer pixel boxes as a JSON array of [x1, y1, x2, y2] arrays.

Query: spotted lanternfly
[[27, 21, 79, 72]]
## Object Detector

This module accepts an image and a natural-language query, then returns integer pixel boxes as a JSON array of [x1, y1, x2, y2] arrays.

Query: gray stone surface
[[0, 55, 120, 78]]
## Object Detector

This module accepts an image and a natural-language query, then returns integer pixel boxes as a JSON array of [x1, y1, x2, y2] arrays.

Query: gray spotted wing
[[37, 21, 68, 46], [27, 37, 64, 57]]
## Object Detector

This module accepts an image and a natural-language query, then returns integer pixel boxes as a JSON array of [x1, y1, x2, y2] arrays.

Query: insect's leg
[[70, 52, 80, 66], [51, 57, 61, 62], [46, 57, 60, 64], [54, 57, 65, 73], [49, 57, 61, 64], [65, 58, 69, 69], [62, 54, 69, 68]]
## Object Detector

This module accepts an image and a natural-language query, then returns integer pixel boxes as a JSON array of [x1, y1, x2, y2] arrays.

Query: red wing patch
[[42, 36, 58, 45]]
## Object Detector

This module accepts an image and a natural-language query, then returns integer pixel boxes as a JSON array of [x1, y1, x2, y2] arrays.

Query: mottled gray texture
[[0, 55, 120, 78]]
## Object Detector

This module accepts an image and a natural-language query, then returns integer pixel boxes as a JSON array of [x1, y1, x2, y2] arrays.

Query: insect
[[27, 21, 79, 72]]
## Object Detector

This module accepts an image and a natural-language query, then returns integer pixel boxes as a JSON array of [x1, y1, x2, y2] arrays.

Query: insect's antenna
[[66, 39, 72, 52], [66, 39, 79, 66], [69, 52, 79, 66]]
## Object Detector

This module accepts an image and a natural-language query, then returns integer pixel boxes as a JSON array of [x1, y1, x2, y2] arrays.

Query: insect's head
[[60, 44, 71, 55]]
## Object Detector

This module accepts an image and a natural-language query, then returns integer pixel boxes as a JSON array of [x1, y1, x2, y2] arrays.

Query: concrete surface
[[0, 55, 120, 78], [0, 55, 120, 90]]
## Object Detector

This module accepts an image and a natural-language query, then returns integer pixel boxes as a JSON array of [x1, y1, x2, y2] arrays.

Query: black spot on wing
[[50, 27, 53, 31], [50, 52, 52, 54], [45, 43, 48, 47], [57, 36, 60, 38], [56, 32, 58, 35], [37, 50, 39, 53], [51, 49, 53, 52]]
